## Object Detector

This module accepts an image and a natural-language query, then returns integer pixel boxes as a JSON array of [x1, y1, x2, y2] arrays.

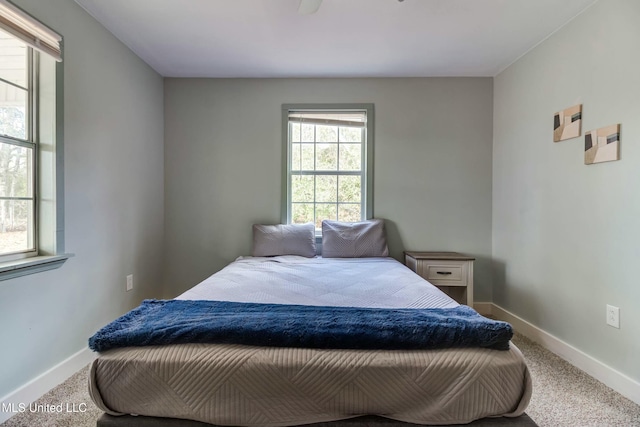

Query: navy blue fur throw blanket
[[88, 300, 513, 353]]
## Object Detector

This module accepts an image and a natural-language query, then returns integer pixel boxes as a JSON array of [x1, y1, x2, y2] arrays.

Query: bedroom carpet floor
[[2, 333, 639, 427]]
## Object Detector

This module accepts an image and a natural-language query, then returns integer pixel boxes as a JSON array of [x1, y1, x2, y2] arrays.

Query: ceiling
[[73, 0, 597, 78]]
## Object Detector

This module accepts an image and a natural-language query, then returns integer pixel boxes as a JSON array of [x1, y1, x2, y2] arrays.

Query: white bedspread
[[177, 256, 458, 309]]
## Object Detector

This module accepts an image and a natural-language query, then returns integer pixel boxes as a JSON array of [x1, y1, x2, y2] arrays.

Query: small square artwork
[[553, 104, 582, 142], [584, 124, 620, 165]]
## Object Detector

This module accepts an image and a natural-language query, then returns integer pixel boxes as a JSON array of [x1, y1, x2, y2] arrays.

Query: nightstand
[[404, 251, 475, 306]]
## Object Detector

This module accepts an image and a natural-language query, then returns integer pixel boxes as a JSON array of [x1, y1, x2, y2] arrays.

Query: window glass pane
[[316, 125, 337, 142], [339, 126, 362, 143], [0, 31, 27, 88], [292, 203, 314, 224], [0, 143, 32, 197], [0, 80, 28, 140], [291, 143, 300, 171], [301, 123, 314, 142], [316, 175, 337, 202], [300, 144, 314, 170], [291, 175, 314, 202], [338, 176, 361, 203], [315, 203, 337, 229], [338, 204, 361, 223], [290, 123, 300, 142], [338, 143, 361, 171], [316, 143, 337, 170], [0, 199, 33, 254]]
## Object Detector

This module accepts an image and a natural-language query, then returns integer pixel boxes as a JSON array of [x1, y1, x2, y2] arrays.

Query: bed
[[88, 221, 532, 427]]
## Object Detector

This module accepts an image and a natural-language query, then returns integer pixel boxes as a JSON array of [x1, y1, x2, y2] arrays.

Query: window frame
[[0, 8, 69, 280], [281, 103, 374, 233]]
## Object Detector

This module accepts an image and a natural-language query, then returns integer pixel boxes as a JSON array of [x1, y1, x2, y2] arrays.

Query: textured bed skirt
[[90, 342, 531, 427]]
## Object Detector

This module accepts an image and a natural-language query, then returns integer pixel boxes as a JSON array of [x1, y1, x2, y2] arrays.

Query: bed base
[[97, 413, 538, 427]]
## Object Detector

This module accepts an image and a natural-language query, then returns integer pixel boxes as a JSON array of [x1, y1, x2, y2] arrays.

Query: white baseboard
[[473, 302, 493, 317], [0, 347, 96, 424], [481, 302, 640, 406]]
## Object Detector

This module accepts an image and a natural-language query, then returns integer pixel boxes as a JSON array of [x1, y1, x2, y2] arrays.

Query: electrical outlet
[[126, 274, 133, 292], [606, 304, 619, 329]]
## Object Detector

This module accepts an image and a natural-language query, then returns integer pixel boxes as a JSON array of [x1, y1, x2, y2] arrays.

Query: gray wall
[[493, 0, 640, 382], [0, 0, 165, 397], [164, 78, 494, 299]]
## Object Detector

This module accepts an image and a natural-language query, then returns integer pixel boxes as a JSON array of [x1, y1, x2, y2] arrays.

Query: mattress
[[89, 257, 531, 426], [176, 256, 458, 309]]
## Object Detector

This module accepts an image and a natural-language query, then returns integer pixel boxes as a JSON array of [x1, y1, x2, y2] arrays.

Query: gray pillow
[[252, 223, 316, 257], [321, 219, 389, 258]]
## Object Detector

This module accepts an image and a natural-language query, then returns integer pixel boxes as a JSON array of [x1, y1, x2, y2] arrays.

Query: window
[[0, 2, 67, 279], [282, 104, 374, 231]]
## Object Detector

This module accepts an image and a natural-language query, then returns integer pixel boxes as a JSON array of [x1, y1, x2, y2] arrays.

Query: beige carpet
[[2, 333, 639, 427], [511, 334, 640, 426]]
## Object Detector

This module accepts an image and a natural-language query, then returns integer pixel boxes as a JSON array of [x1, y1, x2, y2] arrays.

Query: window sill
[[0, 254, 73, 282]]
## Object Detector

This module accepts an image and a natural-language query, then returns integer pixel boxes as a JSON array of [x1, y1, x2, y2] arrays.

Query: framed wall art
[[585, 124, 620, 165], [553, 104, 582, 142]]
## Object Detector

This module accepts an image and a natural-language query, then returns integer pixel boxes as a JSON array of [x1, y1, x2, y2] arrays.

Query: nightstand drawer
[[422, 261, 467, 286], [404, 252, 475, 306]]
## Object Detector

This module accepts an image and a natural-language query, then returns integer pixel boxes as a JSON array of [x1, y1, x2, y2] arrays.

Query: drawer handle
[[436, 271, 452, 275]]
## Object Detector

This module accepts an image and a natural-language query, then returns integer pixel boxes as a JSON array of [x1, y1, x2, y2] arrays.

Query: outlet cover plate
[[126, 274, 133, 292], [606, 304, 620, 329]]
